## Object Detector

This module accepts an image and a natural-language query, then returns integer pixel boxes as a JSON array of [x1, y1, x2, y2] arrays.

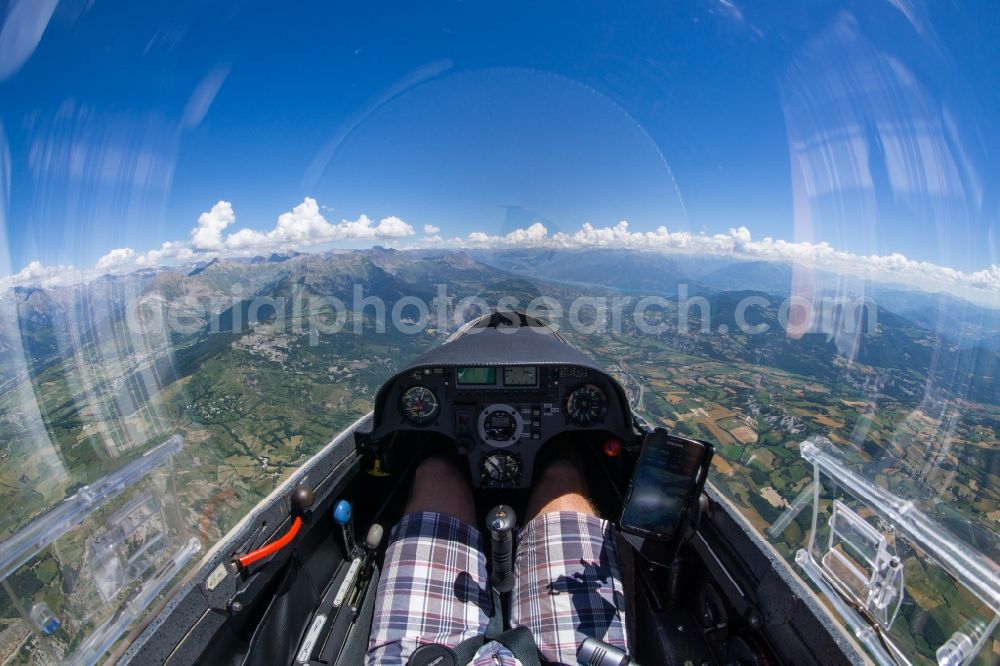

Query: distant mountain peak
[[188, 258, 220, 276], [13, 285, 47, 301]]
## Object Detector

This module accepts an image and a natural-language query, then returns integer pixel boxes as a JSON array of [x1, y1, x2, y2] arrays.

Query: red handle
[[236, 516, 303, 569]]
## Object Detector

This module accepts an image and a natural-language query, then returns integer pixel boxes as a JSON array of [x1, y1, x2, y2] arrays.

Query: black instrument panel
[[375, 364, 632, 488]]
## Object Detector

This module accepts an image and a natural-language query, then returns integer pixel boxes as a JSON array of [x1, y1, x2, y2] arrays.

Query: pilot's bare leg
[[513, 457, 630, 663], [525, 458, 597, 519], [367, 456, 489, 665], [403, 455, 477, 525]]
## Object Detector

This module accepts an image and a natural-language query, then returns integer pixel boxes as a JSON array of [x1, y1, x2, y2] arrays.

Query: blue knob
[[334, 500, 352, 525]]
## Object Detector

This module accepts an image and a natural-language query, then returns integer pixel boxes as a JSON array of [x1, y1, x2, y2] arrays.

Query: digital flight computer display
[[503, 366, 537, 386], [457, 367, 497, 385]]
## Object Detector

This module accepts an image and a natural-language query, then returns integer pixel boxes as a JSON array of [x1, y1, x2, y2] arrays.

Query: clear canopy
[[0, 1, 997, 664]]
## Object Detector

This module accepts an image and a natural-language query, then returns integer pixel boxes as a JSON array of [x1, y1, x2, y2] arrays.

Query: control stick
[[487, 505, 516, 593]]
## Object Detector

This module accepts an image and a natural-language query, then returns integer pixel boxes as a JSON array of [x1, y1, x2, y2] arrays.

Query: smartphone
[[620, 430, 712, 542]]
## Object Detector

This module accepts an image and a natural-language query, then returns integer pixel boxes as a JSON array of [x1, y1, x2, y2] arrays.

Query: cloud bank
[[3, 199, 998, 305], [447, 221, 1000, 298]]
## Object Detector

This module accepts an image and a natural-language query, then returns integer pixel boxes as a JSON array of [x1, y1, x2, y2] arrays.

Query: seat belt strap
[[451, 588, 506, 664], [417, 589, 543, 665], [450, 635, 486, 665], [489, 626, 542, 666], [614, 528, 639, 656]]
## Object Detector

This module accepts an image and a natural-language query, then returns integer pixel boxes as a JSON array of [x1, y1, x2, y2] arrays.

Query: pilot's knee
[[528, 458, 595, 519], [406, 456, 476, 524], [414, 455, 466, 484]]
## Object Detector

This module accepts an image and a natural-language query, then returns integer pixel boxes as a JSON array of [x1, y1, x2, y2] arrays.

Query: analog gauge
[[480, 451, 522, 484], [400, 386, 439, 425], [566, 384, 607, 426]]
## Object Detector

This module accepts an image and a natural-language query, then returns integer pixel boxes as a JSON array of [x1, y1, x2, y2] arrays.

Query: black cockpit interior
[[124, 313, 860, 666]]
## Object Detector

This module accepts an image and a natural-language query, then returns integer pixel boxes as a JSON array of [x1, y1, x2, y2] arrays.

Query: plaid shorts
[[367, 511, 628, 665]]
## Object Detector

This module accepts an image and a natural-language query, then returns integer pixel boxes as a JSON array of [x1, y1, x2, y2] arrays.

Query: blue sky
[[1, 0, 999, 296]]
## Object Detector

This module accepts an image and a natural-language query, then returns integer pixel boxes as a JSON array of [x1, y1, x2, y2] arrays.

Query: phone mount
[[619, 429, 714, 568]]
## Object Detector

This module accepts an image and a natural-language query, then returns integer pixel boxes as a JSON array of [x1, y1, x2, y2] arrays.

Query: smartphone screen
[[620, 432, 707, 541]]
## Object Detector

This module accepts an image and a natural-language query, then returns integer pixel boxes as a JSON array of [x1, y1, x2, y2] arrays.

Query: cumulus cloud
[[967, 265, 1000, 291], [423, 224, 441, 234], [190, 200, 236, 250], [370, 215, 415, 239], [136, 241, 194, 267], [223, 197, 414, 252], [95, 247, 136, 271], [0, 260, 80, 290]]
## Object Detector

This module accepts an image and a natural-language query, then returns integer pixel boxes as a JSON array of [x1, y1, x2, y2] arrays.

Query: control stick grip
[[365, 523, 384, 551], [577, 637, 637, 666], [487, 504, 516, 593]]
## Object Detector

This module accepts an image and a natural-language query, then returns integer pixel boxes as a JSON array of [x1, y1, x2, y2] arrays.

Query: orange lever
[[236, 516, 303, 569]]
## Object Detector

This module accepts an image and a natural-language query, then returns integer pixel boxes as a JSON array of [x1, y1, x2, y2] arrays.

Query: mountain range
[[476, 249, 1000, 347], [3, 248, 998, 408]]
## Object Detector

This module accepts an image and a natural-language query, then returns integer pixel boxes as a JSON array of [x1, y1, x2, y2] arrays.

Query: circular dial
[[477, 404, 523, 447], [480, 451, 522, 483], [566, 384, 607, 426], [400, 386, 439, 425]]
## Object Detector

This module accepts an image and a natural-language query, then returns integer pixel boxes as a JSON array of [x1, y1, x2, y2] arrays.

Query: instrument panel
[[378, 364, 631, 489]]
